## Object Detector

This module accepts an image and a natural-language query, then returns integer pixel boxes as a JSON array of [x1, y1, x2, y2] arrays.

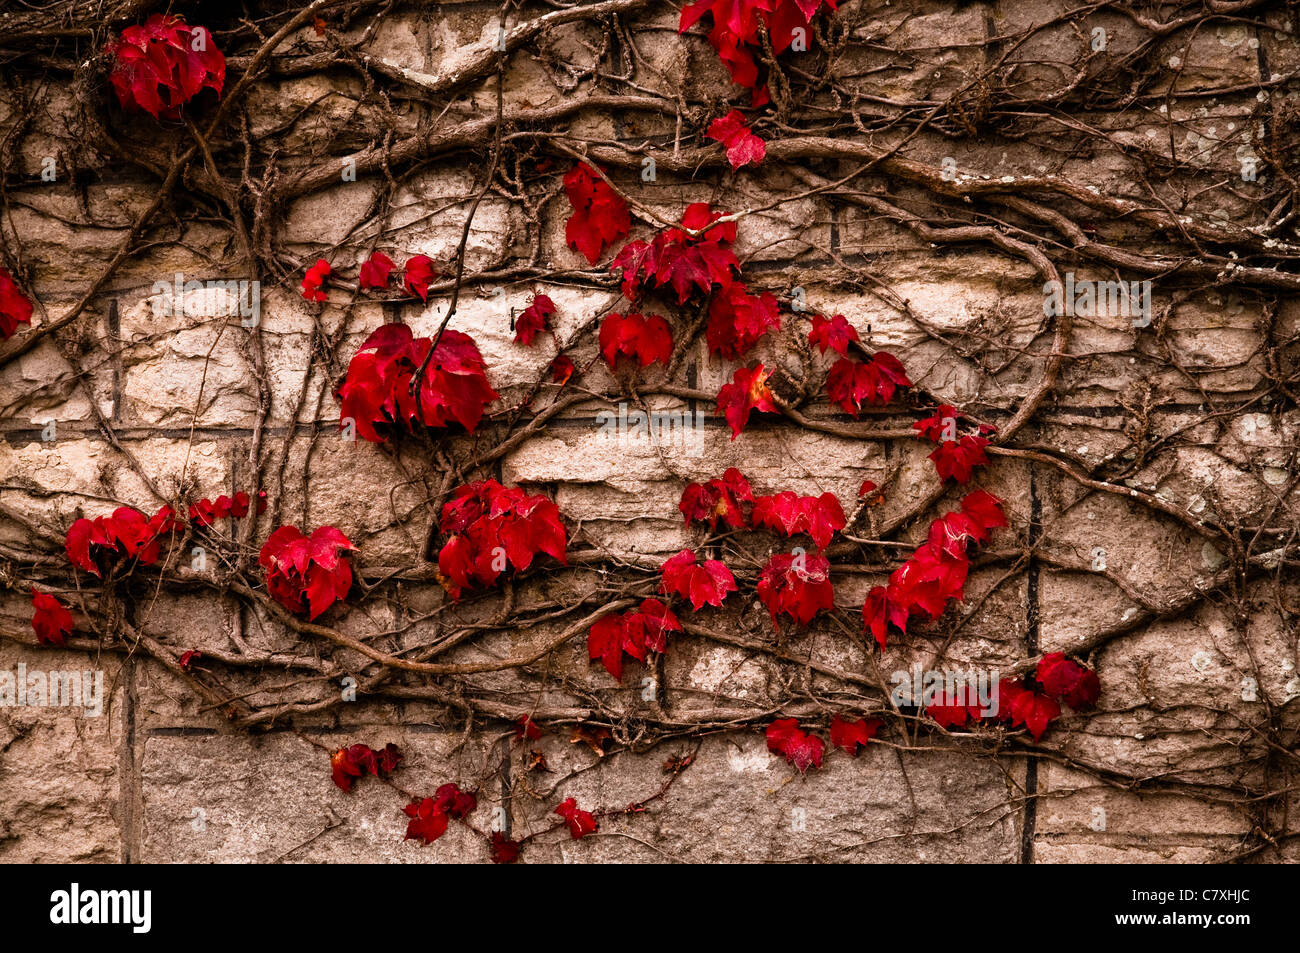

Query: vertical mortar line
[[107, 298, 122, 423], [499, 735, 512, 839], [118, 654, 140, 863], [1019, 465, 1042, 864]]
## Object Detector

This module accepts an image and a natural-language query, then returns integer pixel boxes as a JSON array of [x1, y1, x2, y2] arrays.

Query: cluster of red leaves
[[706, 281, 780, 359], [555, 797, 598, 839], [304, 253, 440, 302], [437, 480, 567, 600], [514, 294, 556, 346], [680, 0, 837, 95], [0, 267, 33, 340], [107, 14, 225, 119], [189, 490, 267, 527], [925, 655, 1100, 741], [808, 313, 858, 355], [862, 489, 1007, 648], [660, 549, 738, 610], [914, 405, 997, 484], [330, 742, 402, 793], [757, 551, 834, 625], [588, 598, 681, 682], [752, 490, 846, 549], [405, 783, 477, 845], [65, 505, 182, 577], [706, 110, 766, 169], [613, 203, 739, 303], [336, 323, 498, 441], [31, 590, 73, 647], [258, 525, 355, 620], [599, 312, 672, 369], [826, 353, 912, 415], [716, 363, 777, 438], [564, 164, 631, 264], [767, 713, 881, 773], [679, 467, 754, 530]]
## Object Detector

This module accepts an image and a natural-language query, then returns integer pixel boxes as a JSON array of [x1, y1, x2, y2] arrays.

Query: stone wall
[[0, 0, 1297, 863]]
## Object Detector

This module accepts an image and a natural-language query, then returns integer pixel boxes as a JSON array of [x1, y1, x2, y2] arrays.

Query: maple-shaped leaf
[[358, 251, 395, 291], [679, 467, 754, 530], [258, 524, 356, 620], [659, 549, 737, 610], [588, 598, 682, 681], [929, 435, 991, 483], [31, 589, 73, 647], [612, 203, 739, 303], [809, 314, 858, 356], [599, 313, 673, 369], [706, 109, 767, 169], [432, 782, 477, 819], [757, 551, 835, 626], [829, 714, 881, 755], [336, 323, 499, 441], [959, 489, 1007, 543], [64, 505, 181, 578], [329, 743, 399, 793], [751, 491, 846, 550], [925, 684, 985, 730], [107, 15, 225, 120], [564, 163, 631, 264], [912, 404, 963, 443], [706, 281, 781, 359], [554, 797, 598, 839], [0, 267, 33, 340], [716, 363, 777, 439], [514, 294, 556, 346], [826, 352, 913, 415], [301, 259, 330, 302], [1035, 653, 1101, 710], [403, 255, 438, 301], [403, 798, 450, 844], [490, 831, 521, 864], [862, 583, 910, 648], [888, 541, 969, 622], [550, 354, 575, 385], [765, 718, 825, 774], [1009, 687, 1061, 741]]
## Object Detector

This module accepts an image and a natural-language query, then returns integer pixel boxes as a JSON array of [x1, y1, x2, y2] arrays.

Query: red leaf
[[599, 313, 673, 369], [959, 489, 1007, 543], [826, 352, 912, 415], [514, 294, 556, 346], [64, 505, 181, 577], [716, 363, 777, 439], [330, 743, 399, 793], [337, 323, 499, 441], [612, 204, 739, 303], [829, 714, 881, 755], [862, 584, 909, 649], [757, 550, 835, 626], [258, 524, 355, 620], [928, 435, 990, 483], [550, 354, 575, 385], [706, 109, 766, 169], [403, 798, 450, 844], [436, 481, 567, 599], [679, 467, 753, 530], [765, 718, 825, 774], [359, 251, 395, 291], [554, 797, 598, 839], [178, 650, 201, 670], [564, 163, 631, 264], [809, 314, 858, 356], [0, 267, 33, 340], [751, 491, 846, 550], [490, 831, 521, 863], [659, 549, 737, 610], [588, 598, 681, 681], [1036, 652, 1101, 710], [403, 255, 439, 301], [514, 716, 542, 741], [858, 480, 878, 498], [1010, 688, 1060, 741], [301, 259, 330, 302], [107, 15, 225, 120], [913, 404, 963, 443], [433, 782, 477, 819], [705, 281, 780, 359], [31, 589, 73, 647]]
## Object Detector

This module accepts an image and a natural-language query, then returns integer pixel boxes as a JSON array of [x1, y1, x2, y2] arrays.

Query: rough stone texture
[[1, 0, 1297, 864]]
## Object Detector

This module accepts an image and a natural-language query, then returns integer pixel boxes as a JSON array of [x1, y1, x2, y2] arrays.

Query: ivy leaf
[[679, 467, 754, 530], [358, 251, 395, 291], [764, 718, 825, 774], [1010, 688, 1061, 741], [514, 294, 556, 346], [862, 584, 909, 649], [598, 313, 673, 369], [1036, 653, 1101, 710], [403, 254, 439, 301], [490, 832, 521, 863], [31, 589, 73, 647], [550, 354, 576, 385], [554, 797, 598, 839], [829, 715, 881, 756], [826, 352, 912, 414], [716, 363, 777, 439], [706, 109, 766, 169], [403, 798, 450, 844], [0, 267, 33, 340], [107, 15, 225, 119], [756, 550, 835, 626], [928, 435, 991, 483], [659, 549, 737, 610], [258, 524, 356, 620], [564, 163, 631, 264], [809, 314, 858, 356], [751, 491, 846, 550], [705, 281, 781, 359], [436, 481, 567, 599], [300, 259, 330, 302]]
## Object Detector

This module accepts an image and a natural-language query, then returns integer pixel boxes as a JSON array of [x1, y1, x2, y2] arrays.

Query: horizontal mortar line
[[0, 401, 1252, 445]]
